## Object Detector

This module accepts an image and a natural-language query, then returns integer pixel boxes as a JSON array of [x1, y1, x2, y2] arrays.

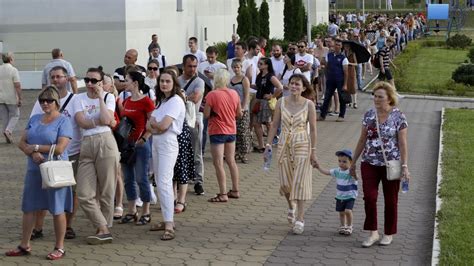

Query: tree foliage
[[259, 0, 270, 39], [284, 0, 306, 41], [247, 0, 260, 37], [237, 0, 252, 40]]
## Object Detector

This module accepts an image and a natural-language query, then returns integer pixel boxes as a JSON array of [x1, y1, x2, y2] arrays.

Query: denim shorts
[[209, 134, 236, 144], [335, 198, 355, 212]]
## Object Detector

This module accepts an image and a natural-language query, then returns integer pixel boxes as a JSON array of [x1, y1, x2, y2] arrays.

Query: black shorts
[[378, 68, 393, 81], [335, 198, 355, 212]]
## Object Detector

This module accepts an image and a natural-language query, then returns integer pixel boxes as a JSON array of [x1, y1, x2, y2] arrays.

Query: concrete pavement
[[0, 89, 473, 265]]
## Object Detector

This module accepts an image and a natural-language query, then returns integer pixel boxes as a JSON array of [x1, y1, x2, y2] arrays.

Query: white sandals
[[287, 208, 295, 225]]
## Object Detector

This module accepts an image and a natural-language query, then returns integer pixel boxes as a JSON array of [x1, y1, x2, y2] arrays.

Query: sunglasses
[[84, 77, 102, 84], [148, 67, 159, 71], [39, 98, 56, 104]]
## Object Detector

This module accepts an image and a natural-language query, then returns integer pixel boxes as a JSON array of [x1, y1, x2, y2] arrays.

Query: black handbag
[[120, 142, 137, 165], [340, 90, 352, 104], [114, 116, 135, 151]]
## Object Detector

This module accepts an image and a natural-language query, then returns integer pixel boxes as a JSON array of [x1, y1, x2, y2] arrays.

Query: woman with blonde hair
[[204, 69, 242, 202], [350, 82, 410, 247]]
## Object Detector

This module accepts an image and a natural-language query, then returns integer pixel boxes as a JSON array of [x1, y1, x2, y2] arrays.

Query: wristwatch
[[34, 145, 39, 152]]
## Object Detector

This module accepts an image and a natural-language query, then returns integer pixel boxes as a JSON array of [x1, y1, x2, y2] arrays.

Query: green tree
[[284, 0, 294, 41], [247, 0, 260, 37], [259, 0, 270, 39], [284, 0, 306, 41], [237, 0, 252, 40]]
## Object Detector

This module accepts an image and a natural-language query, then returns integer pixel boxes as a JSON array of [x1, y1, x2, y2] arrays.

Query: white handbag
[[185, 100, 196, 129], [375, 111, 402, 181], [40, 144, 76, 189]]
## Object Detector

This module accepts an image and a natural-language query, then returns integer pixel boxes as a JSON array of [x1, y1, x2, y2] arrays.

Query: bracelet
[[402, 164, 408, 168], [141, 137, 147, 143], [34, 144, 39, 152]]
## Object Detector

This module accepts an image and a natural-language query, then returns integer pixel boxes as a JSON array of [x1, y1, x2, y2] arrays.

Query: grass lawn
[[401, 47, 468, 93], [438, 109, 474, 265]]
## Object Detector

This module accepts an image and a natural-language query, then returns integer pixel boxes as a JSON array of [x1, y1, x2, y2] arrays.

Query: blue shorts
[[335, 198, 355, 212], [209, 134, 236, 144]]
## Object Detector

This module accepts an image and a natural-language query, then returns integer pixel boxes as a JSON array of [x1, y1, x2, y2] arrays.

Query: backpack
[[372, 51, 381, 69]]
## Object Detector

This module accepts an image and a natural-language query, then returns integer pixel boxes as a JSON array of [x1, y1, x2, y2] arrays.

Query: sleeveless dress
[[229, 78, 251, 157], [278, 98, 312, 201]]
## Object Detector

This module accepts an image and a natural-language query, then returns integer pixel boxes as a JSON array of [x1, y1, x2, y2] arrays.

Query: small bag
[[375, 110, 402, 180], [114, 116, 135, 151], [340, 90, 352, 104], [252, 101, 261, 114], [268, 97, 277, 110], [40, 144, 76, 189], [185, 100, 196, 129], [119, 143, 137, 165]]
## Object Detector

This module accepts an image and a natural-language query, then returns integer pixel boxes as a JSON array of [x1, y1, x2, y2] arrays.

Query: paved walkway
[[0, 88, 473, 265]]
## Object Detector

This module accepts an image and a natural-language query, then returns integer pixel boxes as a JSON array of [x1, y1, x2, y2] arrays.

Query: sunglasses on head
[[39, 98, 56, 104], [84, 77, 102, 84], [148, 67, 159, 71]]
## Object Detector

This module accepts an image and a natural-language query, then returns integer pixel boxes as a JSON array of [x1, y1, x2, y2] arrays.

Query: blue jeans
[[202, 118, 208, 154], [320, 79, 347, 118], [121, 142, 151, 202], [356, 64, 362, 91]]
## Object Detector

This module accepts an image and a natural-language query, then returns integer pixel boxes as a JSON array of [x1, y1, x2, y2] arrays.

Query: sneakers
[[86, 233, 113, 245], [361, 233, 380, 248], [336, 117, 345, 122], [194, 183, 205, 195], [135, 198, 143, 208], [293, 221, 304, 235], [379, 235, 393, 246]]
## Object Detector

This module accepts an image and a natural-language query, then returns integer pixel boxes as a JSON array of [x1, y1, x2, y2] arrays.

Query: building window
[[177, 0, 183, 12], [233, 24, 236, 34], [204, 27, 208, 41]]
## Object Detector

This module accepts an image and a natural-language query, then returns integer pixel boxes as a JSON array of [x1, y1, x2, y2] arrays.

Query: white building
[[0, 0, 328, 84]]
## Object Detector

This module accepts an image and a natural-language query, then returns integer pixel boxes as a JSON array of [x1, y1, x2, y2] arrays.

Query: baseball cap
[[335, 149, 353, 160]]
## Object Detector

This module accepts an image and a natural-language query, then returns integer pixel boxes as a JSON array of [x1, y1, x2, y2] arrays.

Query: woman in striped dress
[[265, 74, 318, 235]]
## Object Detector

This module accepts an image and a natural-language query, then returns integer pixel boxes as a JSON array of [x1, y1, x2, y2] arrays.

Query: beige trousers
[[76, 131, 119, 229]]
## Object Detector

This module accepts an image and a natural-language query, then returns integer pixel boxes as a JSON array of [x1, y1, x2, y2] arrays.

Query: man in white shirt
[[328, 19, 340, 37], [30, 65, 82, 240], [149, 44, 166, 71], [42, 48, 77, 94], [270, 44, 285, 79], [246, 40, 261, 85], [0, 52, 22, 144], [198, 46, 227, 87], [295, 41, 314, 82], [227, 41, 252, 79], [185, 37, 207, 64]]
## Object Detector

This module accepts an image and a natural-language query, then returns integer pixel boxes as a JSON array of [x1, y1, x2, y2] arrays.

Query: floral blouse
[[362, 108, 408, 166]]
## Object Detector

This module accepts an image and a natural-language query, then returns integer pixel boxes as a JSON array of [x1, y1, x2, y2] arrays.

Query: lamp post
[[307, 0, 311, 45]]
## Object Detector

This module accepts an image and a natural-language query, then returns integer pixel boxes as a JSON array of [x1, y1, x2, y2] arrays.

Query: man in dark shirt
[[113, 49, 146, 92], [148, 34, 161, 61], [378, 37, 397, 89]]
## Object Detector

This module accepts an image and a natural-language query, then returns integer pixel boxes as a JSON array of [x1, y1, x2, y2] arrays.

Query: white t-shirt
[[247, 55, 261, 85], [271, 56, 286, 78], [295, 53, 314, 82], [151, 95, 185, 138], [198, 61, 227, 87], [227, 58, 252, 77], [73, 92, 116, 137], [185, 50, 207, 63], [30, 92, 81, 156]]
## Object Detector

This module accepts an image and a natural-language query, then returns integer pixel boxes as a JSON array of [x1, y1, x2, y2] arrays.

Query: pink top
[[205, 88, 240, 136]]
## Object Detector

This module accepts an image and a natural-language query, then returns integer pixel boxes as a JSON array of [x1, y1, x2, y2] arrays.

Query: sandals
[[46, 247, 65, 260], [241, 156, 249, 164], [136, 214, 151, 226], [3, 130, 13, 144], [65, 227, 76, 239], [5, 245, 31, 257], [287, 209, 295, 225], [119, 212, 138, 224], [150, 222, 175, 231], [113, 206, 124, 220], [174, 202, 187, 214], [161, 229, 175, 241], [293, 220, 305, 235], [208, 194, 228, 203], [30, 228, 43, 240], [253, 147, 265, 153], [227, 190, 240, 199]]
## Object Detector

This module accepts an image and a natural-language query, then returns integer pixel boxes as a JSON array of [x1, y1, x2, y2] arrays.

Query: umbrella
[[174, 63, 213, 90], [342, 40, 371, 63]]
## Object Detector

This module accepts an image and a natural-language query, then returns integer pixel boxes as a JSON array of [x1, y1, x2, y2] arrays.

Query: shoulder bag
[[183, 76, 197, 128], [40, 144, 76, 189], [375, 110, 402, 181]]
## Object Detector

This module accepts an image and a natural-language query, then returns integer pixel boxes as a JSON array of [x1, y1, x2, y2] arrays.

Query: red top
[[205, 88, 240, 136], [122, 96, 155, 141]]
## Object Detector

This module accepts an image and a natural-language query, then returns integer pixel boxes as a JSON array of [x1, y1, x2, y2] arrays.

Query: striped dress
[[278, 97, 312, 201]]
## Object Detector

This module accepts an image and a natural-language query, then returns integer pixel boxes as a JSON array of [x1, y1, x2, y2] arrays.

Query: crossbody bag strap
[[48, 144, 57, 161], [183, 76, 197, 92], [59, 94, 74, 113], [375, 110, 389, 165]]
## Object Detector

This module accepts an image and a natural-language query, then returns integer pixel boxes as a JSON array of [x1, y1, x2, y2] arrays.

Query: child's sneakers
[[293, 221, 304, 235], [338, 226, 347, 235], [338, 225, 353, 235]]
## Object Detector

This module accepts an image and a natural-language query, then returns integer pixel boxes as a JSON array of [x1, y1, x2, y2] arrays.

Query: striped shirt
[[379, 46, 391, 69], [330, 168, 358, 200]]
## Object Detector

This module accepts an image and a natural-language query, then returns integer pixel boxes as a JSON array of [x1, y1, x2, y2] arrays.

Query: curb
[[401, 94, 474, 103], [431, 107, 445, 266]]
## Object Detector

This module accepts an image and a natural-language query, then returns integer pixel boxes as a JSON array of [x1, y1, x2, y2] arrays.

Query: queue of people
[[3, 15, 413, 259]]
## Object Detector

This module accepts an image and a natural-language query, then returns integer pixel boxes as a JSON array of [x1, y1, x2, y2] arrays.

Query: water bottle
[[401, 178, 409, 193], [263, 148, 272, 171]]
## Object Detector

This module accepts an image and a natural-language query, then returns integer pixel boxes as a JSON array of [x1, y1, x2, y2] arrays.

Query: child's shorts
[[335, 198, 355, 212]]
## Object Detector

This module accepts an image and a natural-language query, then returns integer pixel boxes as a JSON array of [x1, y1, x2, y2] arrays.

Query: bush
[[446, 34, 472, 49], [213, 42, 228, 64], [311, 23, 328, 39], [421, 40, 446, 47], [267, 38, 290, 53], [427, 80, 472, 96], [452, 64, 474, 85], [468, 47, 474, 63]]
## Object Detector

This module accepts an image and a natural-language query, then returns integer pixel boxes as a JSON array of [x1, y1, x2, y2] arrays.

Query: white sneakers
[[293, 221, 304, 235], [362, 233, 394, 247]]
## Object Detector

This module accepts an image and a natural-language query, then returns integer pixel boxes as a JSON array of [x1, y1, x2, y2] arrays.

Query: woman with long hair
[[148, 70, 186, 240]]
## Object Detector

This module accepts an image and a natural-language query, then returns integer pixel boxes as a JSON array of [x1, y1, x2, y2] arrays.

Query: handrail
[[13, 51, 50, 71]]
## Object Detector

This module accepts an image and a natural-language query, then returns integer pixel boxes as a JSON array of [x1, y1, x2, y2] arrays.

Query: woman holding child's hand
[[351, 82, 410, 248], [265, 74, 317, 235]]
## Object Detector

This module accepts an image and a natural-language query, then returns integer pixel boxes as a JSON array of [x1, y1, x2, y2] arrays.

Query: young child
[[316, 149, 358, 235]]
